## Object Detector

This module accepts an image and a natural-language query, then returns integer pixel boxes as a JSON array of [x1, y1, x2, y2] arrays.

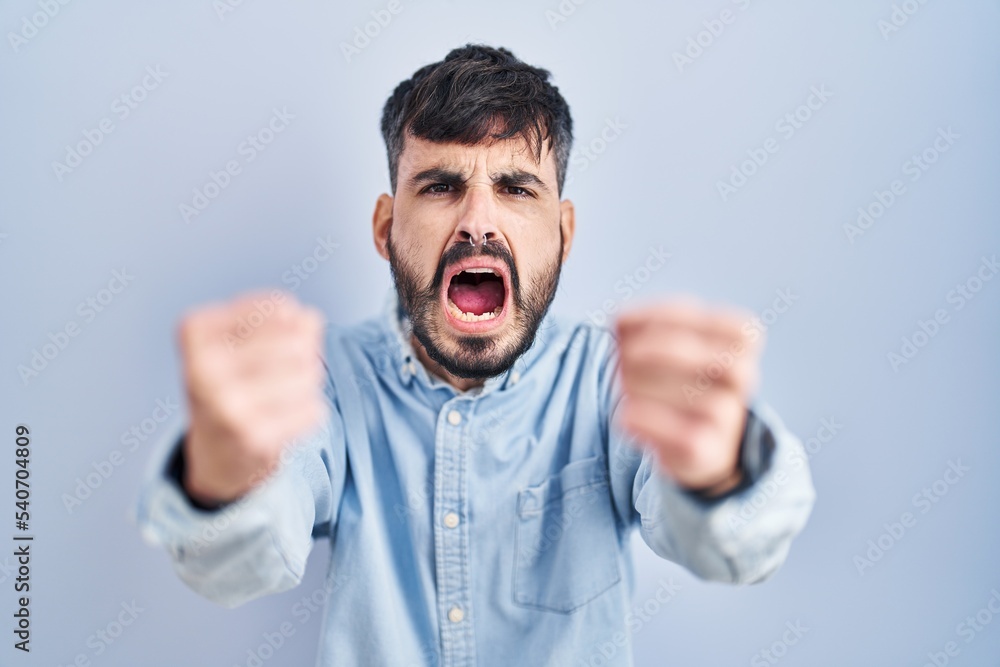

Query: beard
[[386, 228, 563, 380]]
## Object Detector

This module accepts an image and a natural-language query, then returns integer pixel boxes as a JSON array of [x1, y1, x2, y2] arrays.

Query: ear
[[372, 193, 394, 261], [558, 198, 576, 264]]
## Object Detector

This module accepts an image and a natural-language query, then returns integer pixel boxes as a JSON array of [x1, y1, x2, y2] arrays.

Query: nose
[[452, 186, 502, 248]]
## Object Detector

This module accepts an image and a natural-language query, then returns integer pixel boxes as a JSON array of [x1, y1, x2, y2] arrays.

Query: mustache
[[430, 240, 520, 297]]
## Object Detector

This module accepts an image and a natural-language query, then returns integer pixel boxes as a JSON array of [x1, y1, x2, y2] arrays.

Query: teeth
[[463, 267, 499, 275], [447, 298, 503, 322]]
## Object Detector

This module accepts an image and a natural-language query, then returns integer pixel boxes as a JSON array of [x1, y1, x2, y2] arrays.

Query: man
[[135, 44, 815, 666]]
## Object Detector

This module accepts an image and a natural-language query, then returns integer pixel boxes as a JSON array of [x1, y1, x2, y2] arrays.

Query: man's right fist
[[177, 291, 328, 506]]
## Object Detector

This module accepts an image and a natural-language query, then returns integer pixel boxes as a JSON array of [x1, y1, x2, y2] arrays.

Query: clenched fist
[[615, 297, 764, 498], [177, 290, 328, 506]]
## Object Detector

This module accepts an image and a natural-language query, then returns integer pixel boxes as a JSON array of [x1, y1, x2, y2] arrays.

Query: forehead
[[397, 134, 557, 179]]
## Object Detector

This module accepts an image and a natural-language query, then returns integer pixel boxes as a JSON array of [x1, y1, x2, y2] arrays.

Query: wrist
[[178, 435, 237, 510], [684, 465, 745, 498], [182, 467, 234, 510]]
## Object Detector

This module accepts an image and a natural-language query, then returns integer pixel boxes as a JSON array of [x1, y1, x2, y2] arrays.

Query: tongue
[[448, 280, 504, 316]]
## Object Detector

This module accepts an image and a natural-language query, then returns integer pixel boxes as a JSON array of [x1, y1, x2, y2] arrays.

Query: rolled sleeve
[[631, 401, 816, 584], [132, 411, 343, 608]]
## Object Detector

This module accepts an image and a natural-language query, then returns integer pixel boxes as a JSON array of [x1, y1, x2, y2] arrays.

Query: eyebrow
[[407, 167, 551, 194], [495, 169, 550, 193]]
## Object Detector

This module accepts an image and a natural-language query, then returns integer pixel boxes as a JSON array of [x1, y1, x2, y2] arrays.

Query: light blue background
[[1, 1, 998, 665]]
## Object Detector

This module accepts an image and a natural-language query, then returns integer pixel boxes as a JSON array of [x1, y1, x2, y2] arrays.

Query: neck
[[410, 334, 485, 392]]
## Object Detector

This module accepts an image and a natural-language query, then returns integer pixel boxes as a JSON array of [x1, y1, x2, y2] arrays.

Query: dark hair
[[380, 44, 573, 195]]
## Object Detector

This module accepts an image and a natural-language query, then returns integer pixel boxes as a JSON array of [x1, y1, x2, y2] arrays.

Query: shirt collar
[[380, 287, 555, 397]]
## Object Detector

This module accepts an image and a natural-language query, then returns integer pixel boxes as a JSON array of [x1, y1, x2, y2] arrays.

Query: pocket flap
[[517, 455, 609, 516]]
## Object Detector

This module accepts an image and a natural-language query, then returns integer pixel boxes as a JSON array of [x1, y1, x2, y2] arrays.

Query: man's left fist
[[614, 297, 764, 498]]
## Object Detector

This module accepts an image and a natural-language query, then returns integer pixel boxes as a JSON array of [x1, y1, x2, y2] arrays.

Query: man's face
[[379, 134, 573, 380]]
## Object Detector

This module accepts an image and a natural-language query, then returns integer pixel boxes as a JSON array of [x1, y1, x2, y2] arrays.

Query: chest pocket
[[512, 455, 622, 613]]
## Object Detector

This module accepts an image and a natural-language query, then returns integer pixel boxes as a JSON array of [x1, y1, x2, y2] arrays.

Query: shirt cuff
[[131, 423, 317, 606], [639, 400, 814, 583]]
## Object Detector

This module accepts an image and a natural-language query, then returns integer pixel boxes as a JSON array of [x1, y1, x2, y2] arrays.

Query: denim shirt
[[134, 288, 816, 667]]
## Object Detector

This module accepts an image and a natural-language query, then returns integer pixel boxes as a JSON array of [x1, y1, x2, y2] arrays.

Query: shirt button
[[510, 371, 521, 384], [448, 606, 464, 623], [447, 409, 462, 426], [443, 512, 460, 528]]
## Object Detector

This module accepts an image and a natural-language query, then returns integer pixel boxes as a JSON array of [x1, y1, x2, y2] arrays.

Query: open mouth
[[444, 263, 509, 328]]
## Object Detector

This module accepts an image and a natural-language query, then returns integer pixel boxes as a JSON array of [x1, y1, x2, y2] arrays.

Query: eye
[[504, 186, 532, 198], [423, 183, 454, 196]]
